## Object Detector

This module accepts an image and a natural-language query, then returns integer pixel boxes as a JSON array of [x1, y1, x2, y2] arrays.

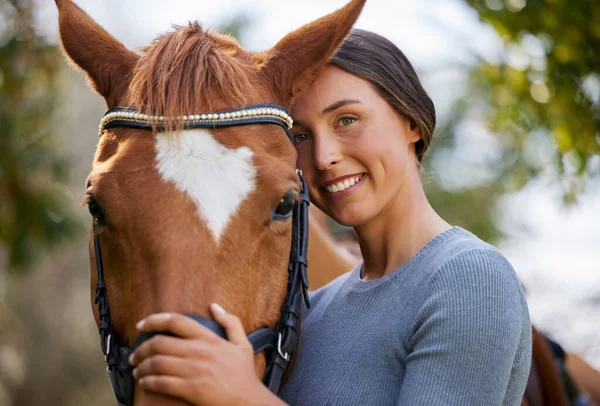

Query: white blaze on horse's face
[[154, 129, 256, 242]]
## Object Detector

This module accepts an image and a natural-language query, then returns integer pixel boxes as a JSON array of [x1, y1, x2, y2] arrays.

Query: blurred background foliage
[[466, 0, 599, 191], [420, 0, 600, 242], [0, 0, 598, 404], [0, 0, 82, 272]]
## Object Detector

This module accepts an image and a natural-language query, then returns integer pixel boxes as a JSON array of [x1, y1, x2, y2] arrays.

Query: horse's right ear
[[261, 0, 366, 104], [55, 0, 139, 107]]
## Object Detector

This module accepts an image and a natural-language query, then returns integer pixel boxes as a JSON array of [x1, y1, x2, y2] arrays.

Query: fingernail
[[136, 319, 145, 329], [138, 377, 146, 385], [128, 354, 135, 365], [211, 303, 225, 315], [132, 368, 138, 378]]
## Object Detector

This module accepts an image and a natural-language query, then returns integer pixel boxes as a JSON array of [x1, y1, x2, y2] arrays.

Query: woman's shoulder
[[413, 229, 530, 347], [433, 227, 520, 286], [406, 227, 519, 291], [404, 230, 532, 405], [423, 227, 529, 321], [434, 226, 499, 259]]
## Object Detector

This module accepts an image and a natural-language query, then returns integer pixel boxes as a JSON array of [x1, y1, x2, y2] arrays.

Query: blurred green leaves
[[422, 0, 599, 241], [463, 0, 600, 197], [0, 0, 81, 272]]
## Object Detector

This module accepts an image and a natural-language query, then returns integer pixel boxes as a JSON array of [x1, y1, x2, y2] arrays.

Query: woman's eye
[[293, 133, 311, 144], [87, 197, 105, 224], [337, 116, 356, 127], [272, 192, 297, 221]]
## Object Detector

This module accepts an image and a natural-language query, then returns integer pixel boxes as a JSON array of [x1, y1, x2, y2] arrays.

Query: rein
[[93, 103, 310, 406]]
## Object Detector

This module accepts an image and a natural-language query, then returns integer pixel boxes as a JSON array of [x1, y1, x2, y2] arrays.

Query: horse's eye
[[87, 196, 105, 224], [294, 133, 311, 144], [272, 192, 297, 221]]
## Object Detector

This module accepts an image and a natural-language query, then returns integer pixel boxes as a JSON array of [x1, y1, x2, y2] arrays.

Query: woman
[[129, 29, 532, 405]]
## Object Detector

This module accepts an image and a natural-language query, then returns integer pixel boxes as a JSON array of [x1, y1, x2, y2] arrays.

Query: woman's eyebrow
[[322, 99, 362, 114], [292, 99, 362, 128]]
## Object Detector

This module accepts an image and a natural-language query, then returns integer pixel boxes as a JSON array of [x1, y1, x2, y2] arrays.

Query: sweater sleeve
[[397, 249, 532, 406]]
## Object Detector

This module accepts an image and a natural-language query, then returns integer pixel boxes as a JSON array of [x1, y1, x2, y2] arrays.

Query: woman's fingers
[[133, 354, 203, 379], [137, 312, 221, 341], [130, 334, 207, 366], [137, 375, 194, 401], [130, 309, 263, 405], [132, 308, 252, 367], [210, 303, 253, 350]]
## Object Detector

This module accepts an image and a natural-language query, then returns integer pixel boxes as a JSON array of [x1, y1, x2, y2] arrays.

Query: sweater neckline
[[347, 226, 463, 293]]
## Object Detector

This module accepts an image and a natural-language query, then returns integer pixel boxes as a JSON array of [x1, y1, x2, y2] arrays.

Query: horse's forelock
[[127, 23, 263, 130]]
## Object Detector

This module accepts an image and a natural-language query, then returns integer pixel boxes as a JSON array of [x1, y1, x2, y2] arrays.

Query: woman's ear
[[409, 119, 421, 144], [260, 0, 365, 105], [55, 0, 139, 107]]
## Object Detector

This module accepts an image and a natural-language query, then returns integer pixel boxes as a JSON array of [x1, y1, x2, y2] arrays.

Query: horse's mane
[[127, 22, 261, 127]]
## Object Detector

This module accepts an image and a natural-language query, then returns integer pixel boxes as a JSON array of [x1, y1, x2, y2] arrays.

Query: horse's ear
[[55, 0, 139, 107], [261, 0, 365, 103]]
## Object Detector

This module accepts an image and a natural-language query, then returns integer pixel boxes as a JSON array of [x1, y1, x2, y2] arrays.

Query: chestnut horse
[[55, 0, 365, 404], [306, 212, 600, 406]]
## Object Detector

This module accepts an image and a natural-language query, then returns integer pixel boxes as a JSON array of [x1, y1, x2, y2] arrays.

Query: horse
[[566, 353, 600, 405], [306, 210, 600, 406], [54, 0, 365, 404], [306, 206, 358, 289]]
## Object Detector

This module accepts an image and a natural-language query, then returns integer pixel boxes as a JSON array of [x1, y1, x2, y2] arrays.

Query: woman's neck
[[355, 172, 451, 281]]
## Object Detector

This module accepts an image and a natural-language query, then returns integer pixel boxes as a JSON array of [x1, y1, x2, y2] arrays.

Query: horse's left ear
[[261, 0, 366, 104], [55, 0, 139, 107]]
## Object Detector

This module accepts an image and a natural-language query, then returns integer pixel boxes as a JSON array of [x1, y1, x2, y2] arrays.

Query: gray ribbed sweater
[[279, 227, 532, 405]]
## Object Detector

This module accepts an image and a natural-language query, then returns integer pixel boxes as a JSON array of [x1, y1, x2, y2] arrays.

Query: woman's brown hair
[[329, 29, 436, 161]]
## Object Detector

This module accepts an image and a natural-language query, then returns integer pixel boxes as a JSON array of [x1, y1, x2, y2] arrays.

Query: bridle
[[93, 103, 310, 406]]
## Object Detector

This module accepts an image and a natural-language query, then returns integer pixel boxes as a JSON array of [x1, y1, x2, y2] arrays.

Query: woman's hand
[[129, 304, 282, 406]]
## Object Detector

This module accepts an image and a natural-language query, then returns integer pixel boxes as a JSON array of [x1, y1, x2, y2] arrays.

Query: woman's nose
[[314, 134, 342, 170]]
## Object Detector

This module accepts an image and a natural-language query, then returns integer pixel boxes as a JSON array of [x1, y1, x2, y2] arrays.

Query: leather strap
[[261, 172, 310, 393], [248, 328, 278, 354], [526, 327, 568, 406], [102, 104, 295, 145]]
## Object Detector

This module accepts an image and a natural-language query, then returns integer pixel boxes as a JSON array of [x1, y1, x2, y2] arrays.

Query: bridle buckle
[[104, 333, 112, 361], [277, 332, 290, 361]]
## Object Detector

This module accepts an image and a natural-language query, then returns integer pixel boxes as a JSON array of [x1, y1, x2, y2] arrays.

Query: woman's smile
[[319, 172, 367, 201]]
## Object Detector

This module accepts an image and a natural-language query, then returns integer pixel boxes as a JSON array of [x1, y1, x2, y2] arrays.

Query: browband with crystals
[[99, 103, 295, 143]]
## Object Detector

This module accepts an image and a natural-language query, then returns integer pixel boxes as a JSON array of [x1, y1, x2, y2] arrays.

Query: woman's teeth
[[325, 174, 363, 193]]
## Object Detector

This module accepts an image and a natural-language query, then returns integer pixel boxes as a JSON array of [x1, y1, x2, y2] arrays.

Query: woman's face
[[291, 66, 420, 227]]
